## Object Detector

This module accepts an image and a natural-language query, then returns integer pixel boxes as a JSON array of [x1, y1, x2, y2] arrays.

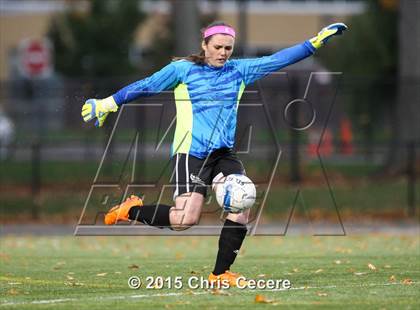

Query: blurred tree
[[318, 0, 398, 156], [394, 0, 420, 181], [144, 0, 219, 71], [173, 0, 200, 57], [48, 0, 144, 77]]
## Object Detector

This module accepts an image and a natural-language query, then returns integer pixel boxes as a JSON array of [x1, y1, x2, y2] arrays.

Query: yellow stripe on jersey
[[236, 81, 245, 109], [173, 83, 193, 154]]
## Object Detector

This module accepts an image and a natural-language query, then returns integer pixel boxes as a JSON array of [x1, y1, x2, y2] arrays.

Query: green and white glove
[[309, 23, 348, 49], [81, 96, 118, 128]]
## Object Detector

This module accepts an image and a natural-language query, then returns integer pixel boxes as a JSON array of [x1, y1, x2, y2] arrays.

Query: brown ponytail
[[172, 21, 233, 65]]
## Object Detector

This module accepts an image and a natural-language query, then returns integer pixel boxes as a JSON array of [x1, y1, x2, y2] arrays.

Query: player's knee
[[170, 211, 200, 229], [211, 172, 226, 192], [171, 192, 204, 229], [181, 213, 201, 227], [228, 208, 250, 225]]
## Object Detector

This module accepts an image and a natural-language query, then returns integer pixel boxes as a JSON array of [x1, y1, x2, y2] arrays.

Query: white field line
[[1, 282, 417, 307]]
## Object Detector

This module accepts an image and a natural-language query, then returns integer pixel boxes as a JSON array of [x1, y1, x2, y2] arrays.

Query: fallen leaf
[[368, 263, 377, 271], [316, 292, 328, 297], [257, 274, 266, 278], [114, 271, 122, 274], [384, 265, 391, 269], [255, 294, 274, 303], [354, 272, 367, 276], [334, 260, 342, 265], [293, 268, 299, 273], [389, 275, 396, 282], [314, 269, 323, 274], [128, 264, 139, 270], [7, 288, 19, 295], [96, 273, 107, 277], [402, 278, 413, 285], [66, 275, 74, 280]]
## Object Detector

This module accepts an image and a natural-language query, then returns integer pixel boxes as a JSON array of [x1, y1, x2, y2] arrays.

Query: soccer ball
[[215, 174, 256, 213]]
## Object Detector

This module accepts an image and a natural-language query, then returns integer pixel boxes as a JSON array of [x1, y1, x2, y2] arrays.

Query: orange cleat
[[104, 195, 143, 225], [208, 270, 248, 288]]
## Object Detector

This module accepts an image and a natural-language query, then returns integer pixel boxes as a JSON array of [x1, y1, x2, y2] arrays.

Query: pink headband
[[203, 25, 236, 39]]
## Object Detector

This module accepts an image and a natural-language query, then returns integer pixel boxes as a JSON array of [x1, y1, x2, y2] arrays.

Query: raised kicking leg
[[104, 192, 204, 230]]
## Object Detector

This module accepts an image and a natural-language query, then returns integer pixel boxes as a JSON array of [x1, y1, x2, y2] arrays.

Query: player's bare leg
[[226, 208, 250, 225], [170, 192, 204, 230]]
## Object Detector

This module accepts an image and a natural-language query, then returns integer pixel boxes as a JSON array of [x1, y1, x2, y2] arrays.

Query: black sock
[[212, 219, 247, 275], [128, 204, 171, 229]]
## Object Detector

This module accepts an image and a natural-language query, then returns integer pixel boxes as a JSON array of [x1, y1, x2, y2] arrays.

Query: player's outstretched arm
[[309, 22, 348, 49], [233, 23, 348, 85], [81, 61, 185, 128]]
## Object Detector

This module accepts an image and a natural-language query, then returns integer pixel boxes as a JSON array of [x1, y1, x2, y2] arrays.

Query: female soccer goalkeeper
[[82, 21, 347, 286]]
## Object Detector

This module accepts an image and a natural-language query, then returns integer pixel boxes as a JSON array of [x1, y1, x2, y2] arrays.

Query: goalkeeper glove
[[309, 23, 348, 49], [81, 96, 118, 128]]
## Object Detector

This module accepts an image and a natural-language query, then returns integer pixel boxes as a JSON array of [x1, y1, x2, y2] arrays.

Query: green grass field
[[1, 234, 419, 309]]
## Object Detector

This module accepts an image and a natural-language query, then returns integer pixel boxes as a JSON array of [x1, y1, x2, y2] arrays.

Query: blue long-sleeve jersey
[[113, 41, 315, 159]]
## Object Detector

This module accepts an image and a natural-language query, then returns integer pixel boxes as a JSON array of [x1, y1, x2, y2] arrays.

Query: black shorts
[[172, 148, 245, 198]]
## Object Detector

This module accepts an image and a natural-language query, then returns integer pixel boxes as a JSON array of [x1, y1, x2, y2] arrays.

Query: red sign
[[18, 38, 52, 78]]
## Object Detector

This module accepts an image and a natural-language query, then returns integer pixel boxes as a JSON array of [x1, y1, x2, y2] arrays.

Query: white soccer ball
[[215, 174, 256, 213]]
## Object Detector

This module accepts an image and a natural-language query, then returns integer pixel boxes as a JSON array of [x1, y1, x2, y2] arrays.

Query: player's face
[[202, 34, 234, 67]]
